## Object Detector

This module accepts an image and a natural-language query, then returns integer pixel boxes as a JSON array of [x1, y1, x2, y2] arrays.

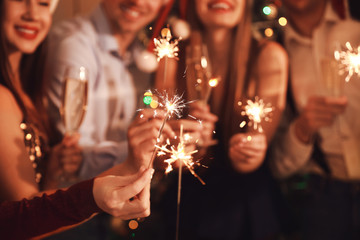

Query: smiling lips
[[15, 25, 38, 40], [120, 4, 142, 20], [208, 0, 234, 12]]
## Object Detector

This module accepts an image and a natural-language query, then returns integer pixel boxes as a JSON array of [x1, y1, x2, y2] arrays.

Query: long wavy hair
[[180, 0, 256, 147], [0, 0, 50, 142]]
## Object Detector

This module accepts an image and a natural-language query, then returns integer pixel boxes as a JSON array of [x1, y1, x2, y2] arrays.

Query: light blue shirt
[[46, 5, 151, 180]]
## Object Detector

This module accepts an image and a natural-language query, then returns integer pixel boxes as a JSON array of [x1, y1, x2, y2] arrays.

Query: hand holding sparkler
[[127, 109, 175, 171], [229, 133, 267, 173], [188, 101, 218, 147]]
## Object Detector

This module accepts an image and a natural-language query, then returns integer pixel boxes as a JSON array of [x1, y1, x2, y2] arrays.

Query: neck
[[204, 28, 232, 76], [7, 51, 23, 86], [112, 31, 136, 56], [287, 1, 327, 38]]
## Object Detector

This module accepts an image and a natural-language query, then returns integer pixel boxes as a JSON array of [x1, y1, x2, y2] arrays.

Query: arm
[[1, 168, 153, 240], [270, 95, 347, 178], [229, 41, 289, 173], [0, 86, 39, 200]]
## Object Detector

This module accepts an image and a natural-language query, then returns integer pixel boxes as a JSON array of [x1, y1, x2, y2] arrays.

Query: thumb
[[117, 168, 154, 200]]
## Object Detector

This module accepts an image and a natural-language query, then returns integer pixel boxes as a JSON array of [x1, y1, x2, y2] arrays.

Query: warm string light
[[203, 77, 220, 103], [334, 42, 360, 82], [238, 96, 273, 133]]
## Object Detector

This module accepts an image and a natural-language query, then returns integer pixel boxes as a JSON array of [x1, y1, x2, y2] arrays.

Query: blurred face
[[281, 0, 325, 14], [3, 0, 52, 54], [102, 0, 165, 35], [195, 0, 245, 30]]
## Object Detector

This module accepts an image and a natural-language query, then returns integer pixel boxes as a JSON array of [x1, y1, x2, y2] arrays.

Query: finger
[[62, 133, 80, 147], [169, 119, 202, 132], [229, 147, 248, 163], [116, 209, 150, 220], [117, 168, 153, 200]]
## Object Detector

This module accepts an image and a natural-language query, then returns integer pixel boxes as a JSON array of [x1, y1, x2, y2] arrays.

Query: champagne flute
[[59, 66, 88, 182], [60, 66, 88, 134], [320, 57, 344, 136], [320, 58, 344, 97]]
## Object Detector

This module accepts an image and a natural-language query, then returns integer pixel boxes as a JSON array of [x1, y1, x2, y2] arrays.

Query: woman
[[0, 0, 171, 207], [150, 0, 288, 239]]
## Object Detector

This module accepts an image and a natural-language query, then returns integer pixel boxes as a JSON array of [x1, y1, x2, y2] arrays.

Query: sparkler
[[334, 42, 360, 82], [153, 27, 180, 86], [147, 91, 188, 168], [155, 125, 205, 240], [238, 96, 273, 133]]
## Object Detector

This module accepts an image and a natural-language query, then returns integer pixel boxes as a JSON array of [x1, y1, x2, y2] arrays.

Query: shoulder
[[0, 85, 22, 121], [49, 16, 97, 50], [257, 40, 288, 68], [329, 19, 360, 46]]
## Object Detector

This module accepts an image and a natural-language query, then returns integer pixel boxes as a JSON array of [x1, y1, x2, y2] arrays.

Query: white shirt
[[271, 4, 360, 180], [46, 5, 151, 180]]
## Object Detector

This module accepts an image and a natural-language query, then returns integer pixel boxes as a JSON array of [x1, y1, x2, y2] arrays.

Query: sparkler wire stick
[[148, 113, 169, 169], [175, 125, 184, 240]]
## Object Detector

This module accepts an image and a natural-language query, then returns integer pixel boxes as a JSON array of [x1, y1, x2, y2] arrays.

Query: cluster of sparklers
[[334, 42, 360, 82], [148, 27, 277, 240]]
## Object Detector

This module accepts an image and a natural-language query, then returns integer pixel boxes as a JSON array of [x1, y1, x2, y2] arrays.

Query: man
[[47, 0, 168, 181], [45, 1, 169, 239], [270, 0, 360, 239]]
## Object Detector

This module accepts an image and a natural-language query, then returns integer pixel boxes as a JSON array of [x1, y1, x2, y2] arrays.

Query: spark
[[153, 28, 180, 61], [147, 91, 189, 168], [334, 42, 360, 82], [156, 125, 205, 185], [239, 96, 273, 133]]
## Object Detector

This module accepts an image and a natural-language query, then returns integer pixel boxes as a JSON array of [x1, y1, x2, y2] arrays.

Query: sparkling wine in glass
[[60, 66, 88, 134], [320, 58, 344, 97], [59, 66, 88, 184]]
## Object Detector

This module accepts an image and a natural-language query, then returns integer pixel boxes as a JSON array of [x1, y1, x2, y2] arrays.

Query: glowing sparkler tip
[[156, 125, 205, 184], [153, 28, 180, 61], [239, 97, 273, 132], [335, 42, 360, 82]]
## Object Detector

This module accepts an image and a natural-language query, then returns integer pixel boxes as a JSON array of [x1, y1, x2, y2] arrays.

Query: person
[[138, 0, 289, 239], [1, 167, 153, 240], [0, 0, 174, 238], [269, 0, 360, 239], [46, 0, 170, 183]]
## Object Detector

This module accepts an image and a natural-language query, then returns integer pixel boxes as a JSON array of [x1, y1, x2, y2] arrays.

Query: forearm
[[0, 179, 101, 240], [269, 122, 313, 178]]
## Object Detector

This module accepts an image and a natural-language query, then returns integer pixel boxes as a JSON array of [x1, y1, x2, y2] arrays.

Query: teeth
[[210, 2, 230, 10], [122, 6, 140, 18], [17, 27, 36, 34]]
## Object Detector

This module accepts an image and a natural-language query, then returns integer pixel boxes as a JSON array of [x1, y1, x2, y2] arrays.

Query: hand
[[295, 95, 347, 143], [127, 109, 175, 170], [229, 133, 267, 173], [93, 168, 154, 219], [188, 101, 218, 147], [46, 133, 82, 187]]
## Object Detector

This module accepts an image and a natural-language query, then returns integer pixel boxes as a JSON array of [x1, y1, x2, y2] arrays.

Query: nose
[[22, 0, 40, 21]]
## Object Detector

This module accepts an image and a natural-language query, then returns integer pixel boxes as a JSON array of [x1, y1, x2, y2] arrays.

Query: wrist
[[294, 119, 314, 144]]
